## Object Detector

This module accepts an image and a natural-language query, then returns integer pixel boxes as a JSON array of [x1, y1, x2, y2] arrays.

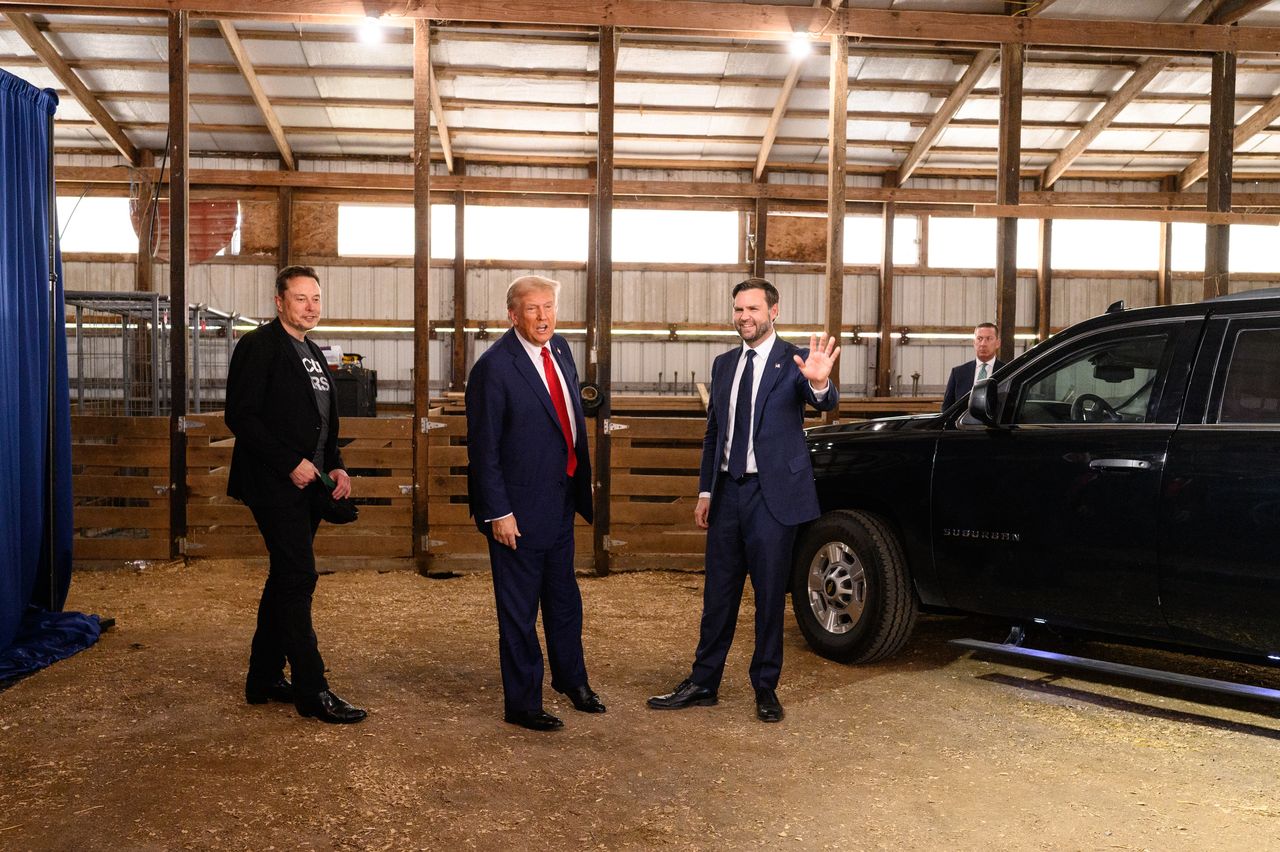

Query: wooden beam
[[876, 193, 895, 397], [826, 34, 848, 407], [4, 11, 138, 164], [1205, 50, 1236, 300], [277, 185, 293, 264], [752, 192, 768, 279], [167, 10, 189, 559], [412, 18, 432, 574], [753, 0, 829, 180], [975, 203, 1279, 225], [593, 25, 616, 576], [1156, 177, 1174, 306], [897, 50, 995, 186], [1036, 211, 1052, 341], [1041, 0, 1249, 188], [995, 40, 1022, 359], [450, 163, 466, 390], [14, 1, 1280, 53], [216, 20, 295, 170], [134, 150, 156, 293], [1178, 86, 1280, 189], [427, 64, 455, 173]]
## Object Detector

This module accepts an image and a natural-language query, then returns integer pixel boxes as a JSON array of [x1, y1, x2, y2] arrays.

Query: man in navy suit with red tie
[[649, 277, 840, 722], [466, 275, 605, 731]]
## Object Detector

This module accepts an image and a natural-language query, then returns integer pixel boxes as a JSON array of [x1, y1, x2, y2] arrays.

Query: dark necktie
[[977, 362, 988, 381], [727, 349, 756, 480], [541, 346, 577, 477]]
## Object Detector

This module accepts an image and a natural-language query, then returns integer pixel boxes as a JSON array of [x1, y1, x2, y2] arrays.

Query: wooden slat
[[74, 538, 171, 561], [187, 503, 411, 526], [71, 416, 170, 437], [74, 506, 170, 528], [74, 475, 168, 499], [611, 501, 695, 525], [73, 444, 170, 467], [608, 528, 706, 553], [610, 418, 706, 440], [612, 473, 700, 497], [611, 446, 702, 469]]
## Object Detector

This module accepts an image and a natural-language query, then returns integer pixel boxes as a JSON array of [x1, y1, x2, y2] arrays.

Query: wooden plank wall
[[71, 416, 171, 561]]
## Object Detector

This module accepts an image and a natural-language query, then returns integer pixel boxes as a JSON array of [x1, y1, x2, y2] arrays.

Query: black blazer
[[942, 358, 1005, 410], [465, 329, 593, 549], [225, 318, 344, 507]]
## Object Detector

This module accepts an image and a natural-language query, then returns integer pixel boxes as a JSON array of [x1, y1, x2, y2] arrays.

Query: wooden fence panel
[[182, 413, 413, 560], [71, 415, 171, 562]]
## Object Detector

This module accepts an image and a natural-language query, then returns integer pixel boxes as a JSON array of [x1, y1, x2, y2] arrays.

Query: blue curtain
[[0, 69, 96, 673]]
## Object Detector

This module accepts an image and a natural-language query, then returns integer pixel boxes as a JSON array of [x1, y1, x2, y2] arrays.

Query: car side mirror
[[968, 379, 1000, 426]]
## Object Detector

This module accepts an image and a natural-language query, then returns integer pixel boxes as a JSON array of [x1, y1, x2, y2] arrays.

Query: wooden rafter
[[4, 11, 137, 163], [216, 20, 295, 169], [1040, 0, 1259, 188], [894, 0, 1057, 186], [1177, 85, 1280, 189], [427, 64, 454, 173], [752, 0, 832, 181]]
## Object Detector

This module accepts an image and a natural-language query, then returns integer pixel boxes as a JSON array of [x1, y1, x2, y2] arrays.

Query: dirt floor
[[3, 560, 1280, 851]]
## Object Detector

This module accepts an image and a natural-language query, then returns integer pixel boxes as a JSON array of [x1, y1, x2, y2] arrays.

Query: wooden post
[[135, 150, 155, 293], [876, 195, 895, 396], [1204, 50, 1235, 300], [1036, 214, 1052, 342], [592, 26, 616, 576], [277, 185, 292, 266], [1156, 176, 1174, 306], [412, 19, 433, 574], [753, 192, 768, 279], [995, 40, 1023, 358], [450, 160, 467, 391], [825, 34, 848, 409], [167, 11, 188, 559], [584, 161, 598, 386]]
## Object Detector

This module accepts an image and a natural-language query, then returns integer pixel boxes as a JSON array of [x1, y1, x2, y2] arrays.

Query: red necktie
[[541, 346, 577, 477]]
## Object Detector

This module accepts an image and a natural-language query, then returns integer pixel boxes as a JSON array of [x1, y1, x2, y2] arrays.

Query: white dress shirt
[[971, 357, 998, 390], [698, 332, 829, 498]]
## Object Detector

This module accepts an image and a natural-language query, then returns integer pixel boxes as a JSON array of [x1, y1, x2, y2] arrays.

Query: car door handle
[[1088, 458, 1156, 471]]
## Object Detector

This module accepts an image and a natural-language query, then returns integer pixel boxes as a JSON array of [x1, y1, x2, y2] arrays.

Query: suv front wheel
[[789, 510, 917, 663]]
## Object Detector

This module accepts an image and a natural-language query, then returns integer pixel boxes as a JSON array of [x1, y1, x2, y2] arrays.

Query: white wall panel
[[467, 267, 586, 323], [62, 260, 136, 293], [1054, 277, 1155, 326]]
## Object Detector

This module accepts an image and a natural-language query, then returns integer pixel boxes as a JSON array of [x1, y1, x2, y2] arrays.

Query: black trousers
[[691, 475, 797, 692], [246, 485, 329, 696]]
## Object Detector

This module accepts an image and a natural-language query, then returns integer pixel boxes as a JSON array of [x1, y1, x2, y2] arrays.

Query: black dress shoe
[[647, 679, 718, 710], [558, 684, 607, 713], [755, 687, 784, 723], [504, 708, 564, 731], [245, 676, 293, 705], [295, 690, 367, 724]]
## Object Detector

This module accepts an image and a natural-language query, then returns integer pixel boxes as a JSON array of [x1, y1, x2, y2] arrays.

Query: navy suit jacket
[[225, 318, 344, 508], [698, 338, 839, 527], [942, 358, 1005, 410], [466, 328, 593, 550]]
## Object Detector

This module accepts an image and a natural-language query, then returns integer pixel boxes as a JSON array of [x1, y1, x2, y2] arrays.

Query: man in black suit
[[225, 265, 366, 724], [648, 277, 839, 723], [942, 321, 1004, 410], [466, 275, 605, 731]]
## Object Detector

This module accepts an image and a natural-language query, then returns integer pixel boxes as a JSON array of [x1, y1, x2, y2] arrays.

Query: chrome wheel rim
[[806, 541, 867, 635]]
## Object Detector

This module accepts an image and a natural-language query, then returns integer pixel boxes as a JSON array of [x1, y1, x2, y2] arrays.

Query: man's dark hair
[[276, 265, 320, 297], [732, 277, 779, 307], [976, 321, 996, 332]]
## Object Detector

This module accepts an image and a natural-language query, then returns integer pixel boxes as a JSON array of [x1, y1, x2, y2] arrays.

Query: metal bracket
[[420, 534, 445, 550], [152, 484, 171, 496], [177, 417, 206, 433], [175, 537, 188, 555], [398, 484, 415, 495], [603, 419, 629, 434], [420, 418, 446, 433], [603, 537, 627, 551]]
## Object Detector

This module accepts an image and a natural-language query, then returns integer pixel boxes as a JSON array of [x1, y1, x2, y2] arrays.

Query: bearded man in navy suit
[[465, 275, 604, 731], [649, 277, 840, 722]]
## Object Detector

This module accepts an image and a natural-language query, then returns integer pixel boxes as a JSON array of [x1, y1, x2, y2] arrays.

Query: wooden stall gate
[[71, 416, 171, 562], [183, 413, 413, 561]]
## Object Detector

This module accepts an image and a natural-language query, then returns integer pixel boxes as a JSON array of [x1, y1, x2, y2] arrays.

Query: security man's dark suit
[[226, 317, 344, 696]]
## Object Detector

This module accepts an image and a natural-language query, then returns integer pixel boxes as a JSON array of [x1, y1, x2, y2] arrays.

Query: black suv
[[794, 290, 1280, 665]]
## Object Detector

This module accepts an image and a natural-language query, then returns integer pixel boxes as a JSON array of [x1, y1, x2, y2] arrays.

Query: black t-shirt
[[290, 336, 331, 470]]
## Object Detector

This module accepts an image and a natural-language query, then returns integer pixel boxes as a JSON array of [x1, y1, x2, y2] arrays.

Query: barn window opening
[[337, 203, 456, 258], [56, 196, 138, 254]]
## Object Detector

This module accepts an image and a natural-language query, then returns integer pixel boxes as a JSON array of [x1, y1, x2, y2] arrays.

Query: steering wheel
[[1070, 393, 1120, 423]]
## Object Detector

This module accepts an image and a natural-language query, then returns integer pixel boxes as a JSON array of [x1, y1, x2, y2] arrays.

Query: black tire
[[789, 510, 918, 664]]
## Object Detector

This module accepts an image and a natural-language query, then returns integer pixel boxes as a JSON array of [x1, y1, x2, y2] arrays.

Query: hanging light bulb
[[358, 16, 385, 44], [789, 31, 813, 59]]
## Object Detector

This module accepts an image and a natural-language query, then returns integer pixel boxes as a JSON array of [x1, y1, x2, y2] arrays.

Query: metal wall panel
[[467, 267, 587, 323], [1054, 277, 1156, 326]]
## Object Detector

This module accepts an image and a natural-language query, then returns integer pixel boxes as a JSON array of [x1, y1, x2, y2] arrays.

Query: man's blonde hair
[[506, 275, 561, 311]]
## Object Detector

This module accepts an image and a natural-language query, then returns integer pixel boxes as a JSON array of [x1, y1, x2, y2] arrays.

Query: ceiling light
[[358, 16, 385, 44], [789, 32, 813, 59]]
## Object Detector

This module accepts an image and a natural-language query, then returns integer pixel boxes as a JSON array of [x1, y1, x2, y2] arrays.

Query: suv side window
[[1218, 327, 1280, 424], [1013, 333, 1169, 425]]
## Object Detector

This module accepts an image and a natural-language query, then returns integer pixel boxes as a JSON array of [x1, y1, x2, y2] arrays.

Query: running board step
[[950, 638, 1280, 706]]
